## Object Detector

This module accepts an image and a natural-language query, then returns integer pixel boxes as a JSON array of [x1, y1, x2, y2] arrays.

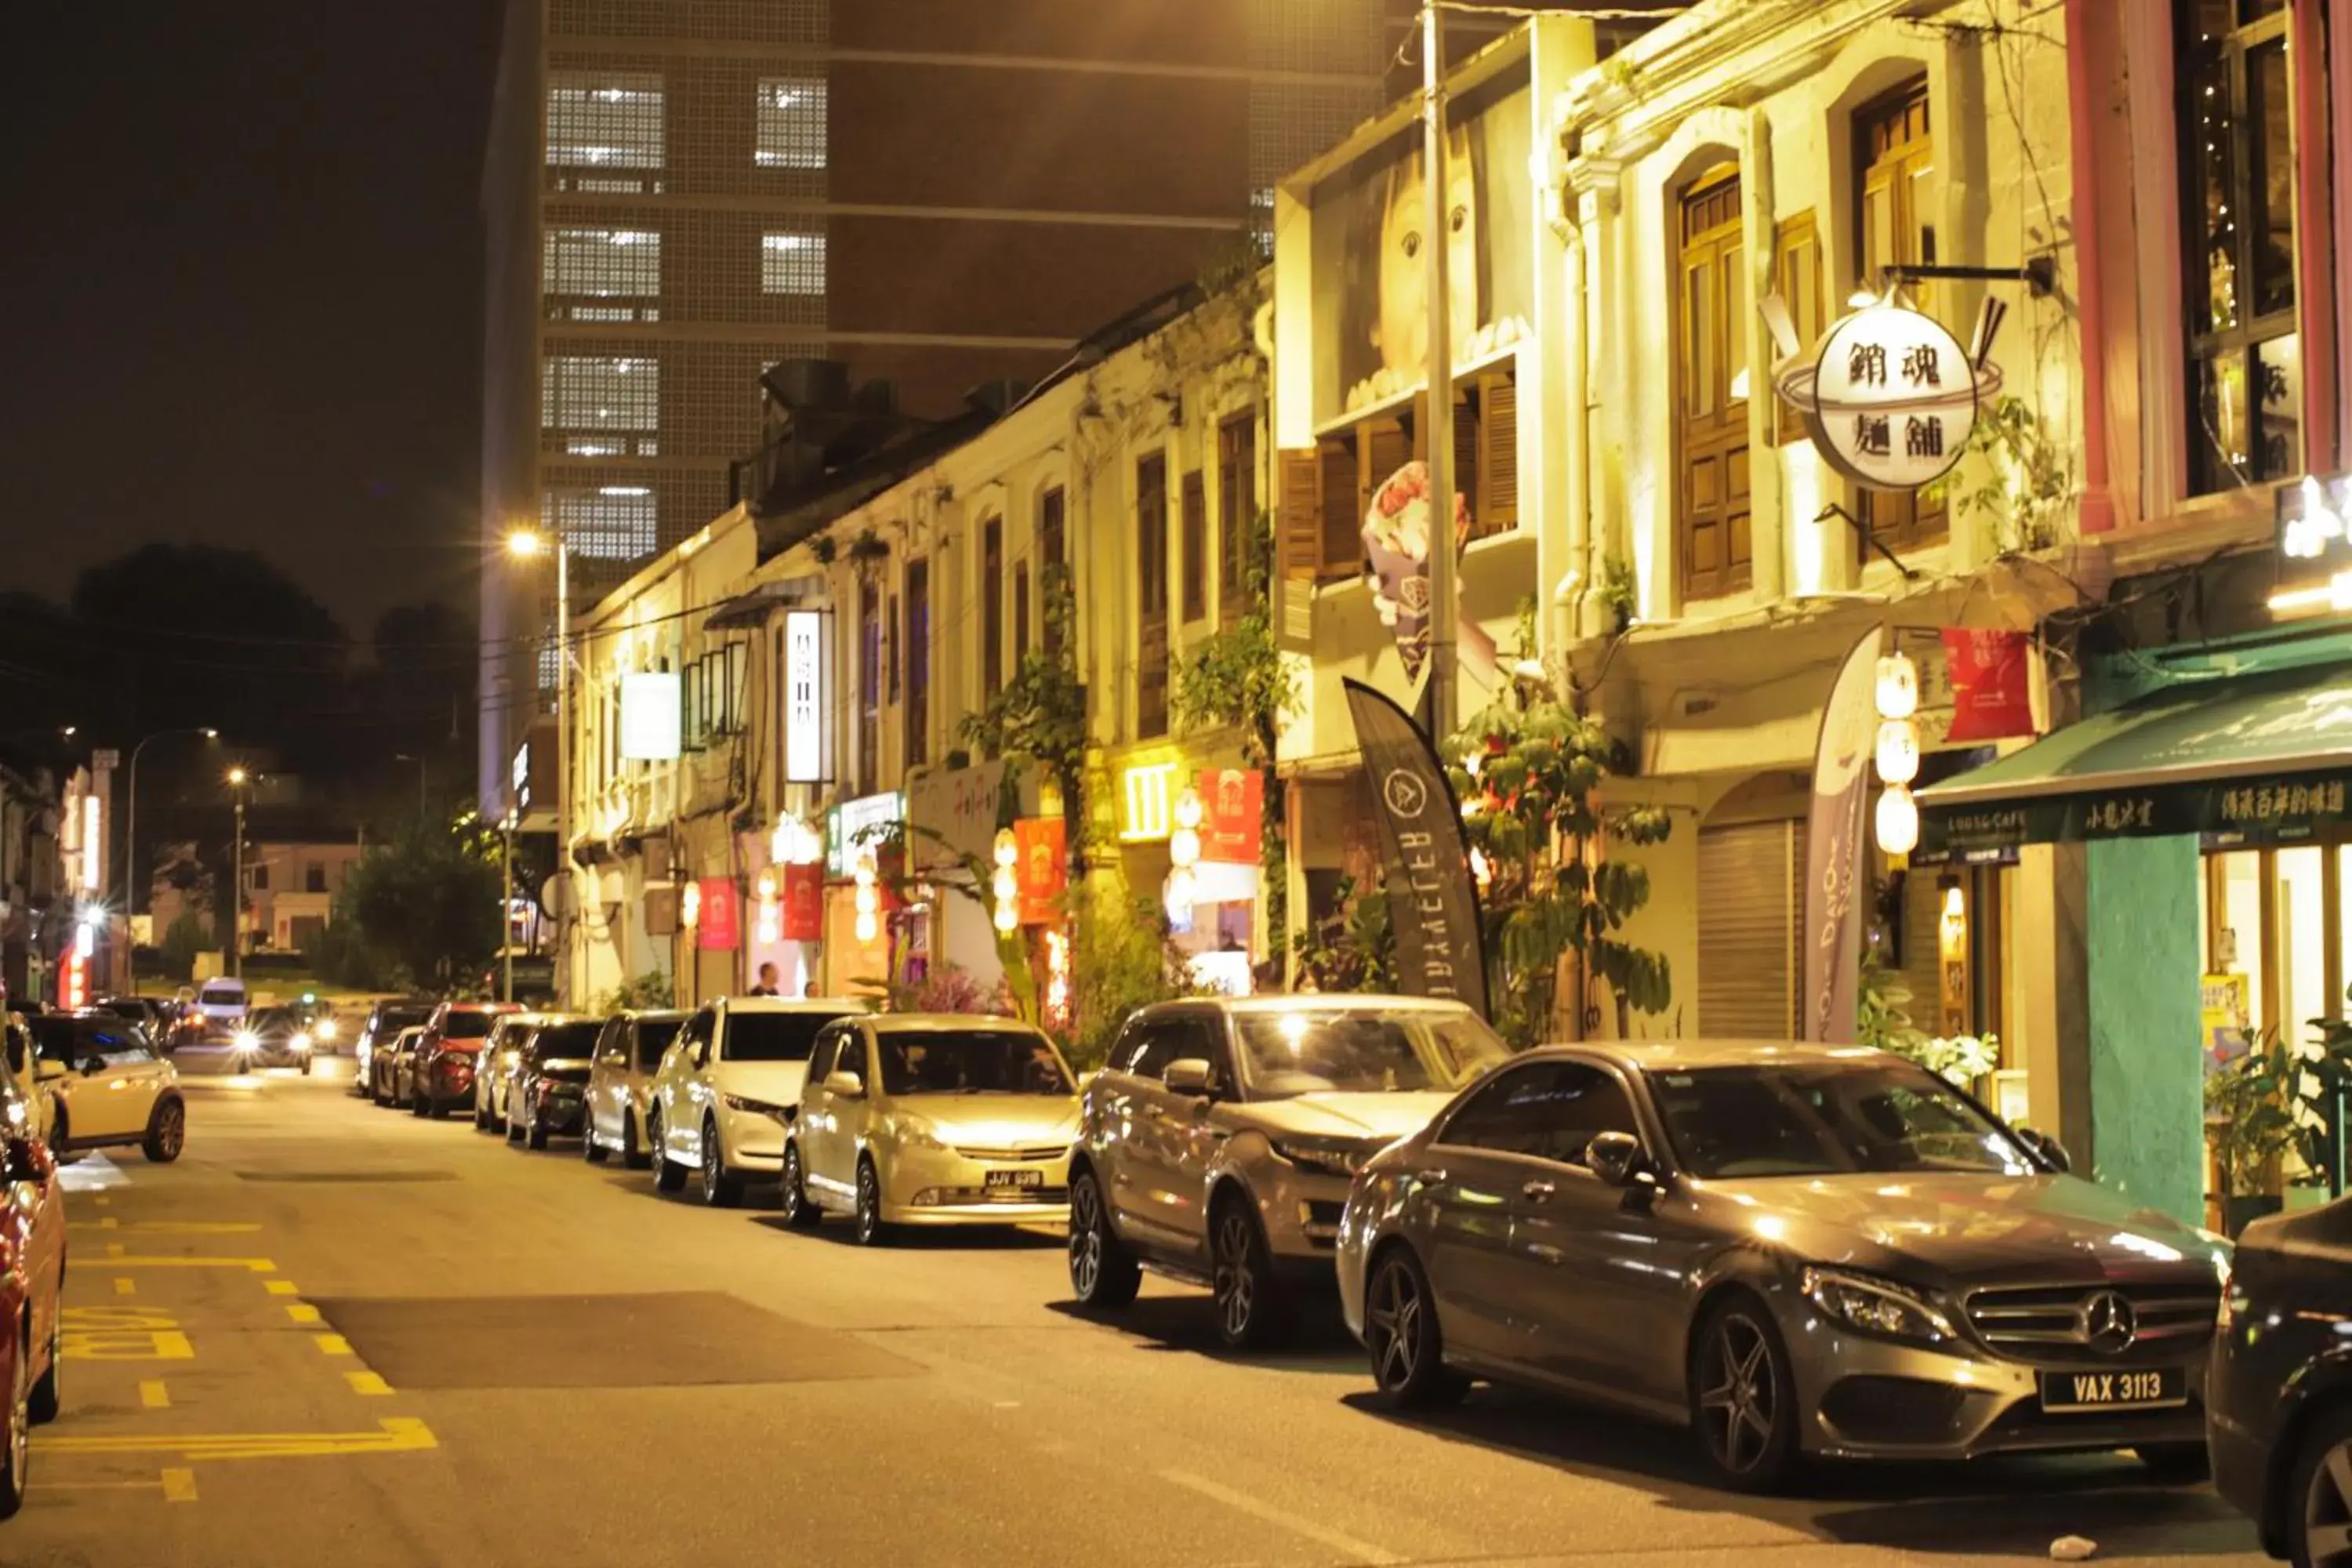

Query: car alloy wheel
[[651, 1111, 685, 1192], [781, 1145, 819, 1229], [2295, 1410, 2352, 1566], [142, 1100, 184, 1164], [699, 1120, 742, 1208], [1693, 1301, 1795, 1490], [0, 1316, 31, 1519], [622, 1112, 652, 1171], [525, 1094, 549, 1150], [1066, 1171, 1138, 1308], [1363, 1247, 1464, 1409], [1210, 1201, 1286, 1349], [854, 1159, 887, 1246]]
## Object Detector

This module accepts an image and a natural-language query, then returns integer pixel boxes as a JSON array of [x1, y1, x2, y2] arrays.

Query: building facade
[[479, 0, 1403, 814]]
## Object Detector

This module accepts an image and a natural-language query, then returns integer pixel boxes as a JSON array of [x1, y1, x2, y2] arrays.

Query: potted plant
[[2206, 1029, 2296, 1236]]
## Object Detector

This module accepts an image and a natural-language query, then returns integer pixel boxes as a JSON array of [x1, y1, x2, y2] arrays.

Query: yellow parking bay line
[[113, 1279, 136, 1298], [140, 1381, 170, 1410], [262, 1280, 299, 1297], [103, 1258, 277, 1272], [343, 1371, 391, 1398], [40, 1417, 437, 1461], [161, 1468, 198, 1503], [285, 1305, 322, 1326], [312, 1334, 353, 1358]]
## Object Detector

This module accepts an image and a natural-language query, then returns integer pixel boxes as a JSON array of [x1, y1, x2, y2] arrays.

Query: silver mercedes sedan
[[1336, 1040, 2230, 1491]]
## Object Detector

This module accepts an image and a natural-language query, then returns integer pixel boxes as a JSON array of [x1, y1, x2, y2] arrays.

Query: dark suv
[[408, 1002, 519, 1119], [352, 998, 436, 1098]]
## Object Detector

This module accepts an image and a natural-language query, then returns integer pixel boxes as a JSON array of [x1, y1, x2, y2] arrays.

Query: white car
[[192, 977, 249, 1040], [648, 997, 862, 1207], [26, 1014, 185, 1162], [1, 1014, 56, 1146]]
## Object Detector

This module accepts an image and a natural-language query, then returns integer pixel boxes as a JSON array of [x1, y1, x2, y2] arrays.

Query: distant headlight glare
[[1802, 1267, 1955, 1345], [233, 1029, 259, 1051]]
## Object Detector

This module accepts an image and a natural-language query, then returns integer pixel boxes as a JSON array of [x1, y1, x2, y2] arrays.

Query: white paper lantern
[[1875, 784, 1920, 856], [1169, 826, 1201, 869], [1875, 718, 1920, 784], [1875, 653, 1918, 720]]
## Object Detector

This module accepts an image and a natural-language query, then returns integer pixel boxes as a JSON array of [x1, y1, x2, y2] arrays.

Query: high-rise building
[[479, 0, 1413, 808]]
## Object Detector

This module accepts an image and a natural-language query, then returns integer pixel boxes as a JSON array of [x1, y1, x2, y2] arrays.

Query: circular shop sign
[[1777, 300, 1999, 492]]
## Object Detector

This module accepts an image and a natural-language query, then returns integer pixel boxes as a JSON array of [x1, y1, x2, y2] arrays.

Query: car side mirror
[[1585, 1131, 1646, 1187], [1163, 1058, 1215, 1098], [824, 1069, 865, 1100], [2016, 1124, 2071, 1173]]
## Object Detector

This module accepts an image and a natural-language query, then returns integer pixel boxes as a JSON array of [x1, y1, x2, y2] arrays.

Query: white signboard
[[827, 792, 903, 877], [908, 760, 1006, 874], [1778, 299, 1994, 492], [619, 672, 682, 761], [783, 608, 833, 783]]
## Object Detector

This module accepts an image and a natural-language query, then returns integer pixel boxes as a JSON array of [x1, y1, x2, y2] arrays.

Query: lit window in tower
[[545, 229, 661, 299], [546, 72, 666, 169], [755, 77, 826, 169], [546, 486, 658, 562], [541, 357, 659, 433], [761, 229, 827, 296]]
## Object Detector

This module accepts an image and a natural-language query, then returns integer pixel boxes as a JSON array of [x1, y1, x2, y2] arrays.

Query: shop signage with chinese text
[[1776, 298, 1999, 493]]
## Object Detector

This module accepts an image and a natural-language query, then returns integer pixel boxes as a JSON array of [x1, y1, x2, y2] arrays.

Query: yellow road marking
[[161, 1467, 198, 1503], [64, 1308, 178, 1329], [40, 1417, 437, 1461], [75, 1218, 120, 1231], [343, 1370, 390, 1397], [102, 1258, 276, 1272], [140, 1381, 169, 1409], [63, 1330, 192, 1362], [285, 1304, 321, 1326], [92, 1197, 110, 1208], [69, 1221, 262, 1236], [262, 1280, 299, 1297], [312, 1334, 352, 1357], [112, 1278, 136, 1298]]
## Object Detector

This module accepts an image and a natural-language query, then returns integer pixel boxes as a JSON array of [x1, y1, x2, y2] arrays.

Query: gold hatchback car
[[780, 1014, 1080, 1245]]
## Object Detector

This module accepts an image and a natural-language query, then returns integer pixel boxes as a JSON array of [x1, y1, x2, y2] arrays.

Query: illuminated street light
[[226, 765, 249, 786], [505, 528, 547, 559]]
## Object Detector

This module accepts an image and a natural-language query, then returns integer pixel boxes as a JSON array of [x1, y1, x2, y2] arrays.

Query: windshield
[[635, 1019, 682, 1070], [199, 985, 244, 1005], [721, 1011, 840, 1063], [441, 1011, 496, 1040], [373, 1007, 431, 1036], [1649, 1062, 2036, 1179], [877, 1031, 1072, 1097], [534, 1023, 602, 1058], [1232, 1009, 1510, 1100], [249, 1009, 299, 1034]]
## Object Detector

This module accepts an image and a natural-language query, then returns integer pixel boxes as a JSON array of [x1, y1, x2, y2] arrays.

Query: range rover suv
[[1065, 996, 1508, 1348]]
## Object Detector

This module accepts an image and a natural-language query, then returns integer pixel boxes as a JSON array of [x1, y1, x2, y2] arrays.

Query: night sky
[[1, 2, 504, 638]]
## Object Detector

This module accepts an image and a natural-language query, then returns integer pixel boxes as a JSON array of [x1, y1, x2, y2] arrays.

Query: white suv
[[647, 997, 862, 1206], [27, 1014, 186, 1163], [1065, 996, 1508, 1348]]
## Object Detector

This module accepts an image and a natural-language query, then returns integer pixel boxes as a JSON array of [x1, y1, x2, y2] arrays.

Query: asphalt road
[[1, 1058, 2274, 1568]]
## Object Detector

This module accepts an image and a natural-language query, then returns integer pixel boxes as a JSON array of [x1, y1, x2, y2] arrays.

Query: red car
[[0, 1122, 67, 1517], [408, 1003, 521, 1120]]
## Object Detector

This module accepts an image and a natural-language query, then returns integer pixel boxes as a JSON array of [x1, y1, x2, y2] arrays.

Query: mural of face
[[1371, 130, 1478, 378]]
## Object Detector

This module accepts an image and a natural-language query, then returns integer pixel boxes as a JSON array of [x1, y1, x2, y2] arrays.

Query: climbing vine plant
[[957, 564, 1089, 874], [1171, 509, 1299, 949]]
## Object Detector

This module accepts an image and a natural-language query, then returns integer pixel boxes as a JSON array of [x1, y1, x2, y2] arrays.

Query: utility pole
[[501, 811, 516, 1005], [227, 769, 247, 980], [1421, 1, 1460, 742]]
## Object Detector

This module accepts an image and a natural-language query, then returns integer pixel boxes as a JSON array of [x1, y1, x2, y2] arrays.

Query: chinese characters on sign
[[1775, 299, 1998, 493], [2221, 780, 2350, 824]]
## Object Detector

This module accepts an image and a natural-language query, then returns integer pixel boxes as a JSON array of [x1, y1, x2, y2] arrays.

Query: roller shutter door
[[1697, 819, 1805, 1039]]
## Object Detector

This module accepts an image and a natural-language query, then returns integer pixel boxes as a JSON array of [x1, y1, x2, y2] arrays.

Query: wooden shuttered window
[[1772, 210, 1824, 445], [1855, 77, 1945, 550], [1697, 819, 1806, 1038], [1278, 450, 1323, 581], [1677, 166, 1752, 601], [1217, 415, 1254, 625], [982, 514, 1004, 699], [904, 560, 929, 768], [1135, 453, 1169, 739], [1037, 487, 1065, 655], [1472, 371, 1518, 537], [1180, 470, 1207, 622]]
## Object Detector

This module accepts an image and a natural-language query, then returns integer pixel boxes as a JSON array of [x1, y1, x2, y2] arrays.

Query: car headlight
[[1802, 1267, 1957, 1345], [233, 1029, 259, 1051], [720, 1093, 791, 1123], [892, 1117, 946, 1152], [314, 1019, 337, 1040], [292, 1033, 312, 1051], [1269, 1135, 1378, 1178]]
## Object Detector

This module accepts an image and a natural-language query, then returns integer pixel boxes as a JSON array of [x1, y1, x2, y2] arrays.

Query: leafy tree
[[1065, 880, 1203, 1070], [1445, 614, 1673, 1045], [1290, 874, 1396, 993], [593, 971, 674, 1014], [958, 566, 1087, 875], [158, 911, 211, 983], [341, 811, 503, 990], [1171, 510, 1300, 949]]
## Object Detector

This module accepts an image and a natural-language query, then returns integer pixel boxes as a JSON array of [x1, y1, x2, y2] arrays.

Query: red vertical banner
[[695, 878, 740, 951], [1015, 817, 1067, 925], [781, 862, 823, 941], [1941, 628, 2035, 742], [1197, 768, 1264, 865]]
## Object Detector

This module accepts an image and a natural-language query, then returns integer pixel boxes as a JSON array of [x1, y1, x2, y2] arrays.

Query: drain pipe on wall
[[2063, 0, 2116, 535]]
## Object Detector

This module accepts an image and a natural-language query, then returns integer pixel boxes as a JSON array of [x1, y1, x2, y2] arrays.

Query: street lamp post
[[1420, 0, 1459, 742], [506, 527, 569, 1004], [500, 810, 517, 1005], [225, 766, 249, 980], [123, 727, 219, 978]]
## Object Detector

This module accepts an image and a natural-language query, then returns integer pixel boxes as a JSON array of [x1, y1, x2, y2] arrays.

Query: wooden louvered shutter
[[1318, 438, 1357, 576], [1697, 820, 1806, 1038], [1453, 394, 1480, 539], [1479, 372, 1519, 535], [1278, 451, 1322, 582]]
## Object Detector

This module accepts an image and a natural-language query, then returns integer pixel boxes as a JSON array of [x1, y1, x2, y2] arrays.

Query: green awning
[[1918, 659, 2352, 855]]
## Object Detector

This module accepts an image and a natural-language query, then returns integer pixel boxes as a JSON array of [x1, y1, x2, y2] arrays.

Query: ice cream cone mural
[[1363, 459, 1498, 686]]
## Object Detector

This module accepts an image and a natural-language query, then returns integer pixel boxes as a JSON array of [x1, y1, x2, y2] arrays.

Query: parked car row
[[349, 985, 2352, 1554]]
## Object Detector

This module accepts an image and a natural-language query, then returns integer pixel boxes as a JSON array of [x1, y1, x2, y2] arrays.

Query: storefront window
[[2206, 848, 2268, 1039], [2278, 846, 2328, 1039]]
